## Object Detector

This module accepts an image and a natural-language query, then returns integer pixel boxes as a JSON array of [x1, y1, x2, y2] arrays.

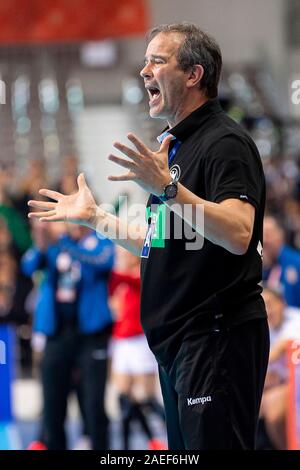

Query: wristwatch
[[159, 176, 178, 202]]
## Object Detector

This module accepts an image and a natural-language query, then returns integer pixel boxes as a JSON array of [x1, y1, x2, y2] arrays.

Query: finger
[[40, 215, 65, 222], [127, 133, 150, 155], [108, 172, 136, 182], [28, 210, 57, 219], [113, 142, 141, 162], [159, 134, 173, 152], [39, 189, 62, 201], [77, 172, 87, 190], [28, 200, 56, 210], [108, 154, 136, 170]]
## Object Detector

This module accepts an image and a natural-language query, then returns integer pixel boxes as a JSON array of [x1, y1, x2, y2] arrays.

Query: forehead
[[145, 32, 184, 57]]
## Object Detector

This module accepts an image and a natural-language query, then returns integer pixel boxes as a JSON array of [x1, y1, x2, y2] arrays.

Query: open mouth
[[147, 86, 161, 103]]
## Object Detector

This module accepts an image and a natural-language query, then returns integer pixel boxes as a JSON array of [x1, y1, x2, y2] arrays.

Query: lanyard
[[167, 139, 181, 167], [141, 138, 181, 258]]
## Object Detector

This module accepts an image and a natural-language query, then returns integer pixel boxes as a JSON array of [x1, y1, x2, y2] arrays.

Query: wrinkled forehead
[[145, 31, 184, 58]]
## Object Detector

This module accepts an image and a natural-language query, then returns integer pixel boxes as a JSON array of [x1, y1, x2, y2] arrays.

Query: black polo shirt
[[140, 98, 266, 369]]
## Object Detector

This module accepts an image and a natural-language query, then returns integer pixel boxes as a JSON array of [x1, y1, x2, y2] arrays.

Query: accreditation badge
[[141, 204, 166, 258]]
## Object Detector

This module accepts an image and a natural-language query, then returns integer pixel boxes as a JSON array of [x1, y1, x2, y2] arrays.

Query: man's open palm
[[28, 173, 97, 227]]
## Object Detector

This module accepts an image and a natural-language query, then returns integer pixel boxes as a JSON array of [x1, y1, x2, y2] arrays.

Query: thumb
[[77, 172, 87, 190], [160, 134, 173, 153]]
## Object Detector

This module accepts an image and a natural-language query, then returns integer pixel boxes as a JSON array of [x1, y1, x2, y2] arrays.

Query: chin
[[149, 109, 158, 119], [149, 107, 165, 120]]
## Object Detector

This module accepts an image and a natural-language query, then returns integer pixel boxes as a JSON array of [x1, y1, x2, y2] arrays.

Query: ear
[[186, 64, 204, 89]]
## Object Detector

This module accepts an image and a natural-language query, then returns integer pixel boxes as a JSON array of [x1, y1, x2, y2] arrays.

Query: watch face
[[165, 183, 178, 199]]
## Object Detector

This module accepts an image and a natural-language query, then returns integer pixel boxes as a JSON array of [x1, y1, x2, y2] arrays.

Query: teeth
[[146, 85, 160, 102], [146, 86, 160, 95]]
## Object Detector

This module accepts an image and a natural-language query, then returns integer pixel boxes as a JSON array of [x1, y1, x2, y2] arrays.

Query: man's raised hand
[[108, 133, 173, 195], [28, 173, 98, 228]]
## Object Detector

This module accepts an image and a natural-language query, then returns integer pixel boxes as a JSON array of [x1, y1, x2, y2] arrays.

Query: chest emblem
[[170, 164, 181, 182]]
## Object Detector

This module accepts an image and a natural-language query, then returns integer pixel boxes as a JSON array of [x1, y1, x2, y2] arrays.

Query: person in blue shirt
[[263, 215, 300, 309], [22, 221, 114, 450]]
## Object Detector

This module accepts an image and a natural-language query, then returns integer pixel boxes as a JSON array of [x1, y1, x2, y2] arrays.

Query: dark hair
[[147, 22, 222, 99]]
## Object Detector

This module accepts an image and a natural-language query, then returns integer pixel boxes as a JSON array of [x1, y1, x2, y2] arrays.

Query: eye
[[154, 58, 164, 64], [144, 57, 165, 66]]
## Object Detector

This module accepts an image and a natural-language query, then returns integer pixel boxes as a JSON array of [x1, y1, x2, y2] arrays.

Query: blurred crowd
[[0, 156, 166, 450]]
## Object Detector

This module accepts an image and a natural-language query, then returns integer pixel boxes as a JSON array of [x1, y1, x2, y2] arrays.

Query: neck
[[167, 93, 210, 128]]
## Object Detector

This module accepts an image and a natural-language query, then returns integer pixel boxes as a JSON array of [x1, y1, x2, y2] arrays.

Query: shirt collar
[[157, 130, 177, 144], [157, 98, 223, 143]]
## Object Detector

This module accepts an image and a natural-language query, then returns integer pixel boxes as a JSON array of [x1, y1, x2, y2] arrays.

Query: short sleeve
[[204, 135, 263, 210]]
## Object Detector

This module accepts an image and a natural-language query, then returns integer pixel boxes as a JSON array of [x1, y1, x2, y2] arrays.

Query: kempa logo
[[187, 395, 212, 406]]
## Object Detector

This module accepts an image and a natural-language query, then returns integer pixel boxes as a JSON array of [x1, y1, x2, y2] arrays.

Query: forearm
[[165, 183, 252, 255], [88, 206, 146, 256]]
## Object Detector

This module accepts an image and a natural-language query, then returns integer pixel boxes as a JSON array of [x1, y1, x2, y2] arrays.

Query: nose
[[140, 62, 153, 79]]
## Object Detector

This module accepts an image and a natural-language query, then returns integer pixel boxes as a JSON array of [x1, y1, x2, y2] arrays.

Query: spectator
[[263, 215, 300, 308], [22, 222, 114, 450], [109, 247, 166, 450], [260, 287, 300, 449]]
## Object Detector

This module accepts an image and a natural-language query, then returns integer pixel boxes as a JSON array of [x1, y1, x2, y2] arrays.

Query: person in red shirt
[[109, 248, 165, 450]]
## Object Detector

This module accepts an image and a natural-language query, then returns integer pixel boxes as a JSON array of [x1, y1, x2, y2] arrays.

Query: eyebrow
[[144, 54, 169, 61]]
